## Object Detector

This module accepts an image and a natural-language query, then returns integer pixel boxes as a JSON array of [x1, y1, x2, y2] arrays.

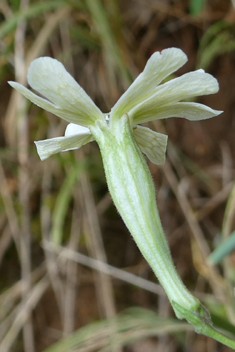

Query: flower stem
[[90, 115, 199, 314], [90, 114, 235, 349]]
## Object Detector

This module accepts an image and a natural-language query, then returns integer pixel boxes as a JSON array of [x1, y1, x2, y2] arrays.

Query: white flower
[[9, 48, 222, 164], [8, 48, 235, 348]]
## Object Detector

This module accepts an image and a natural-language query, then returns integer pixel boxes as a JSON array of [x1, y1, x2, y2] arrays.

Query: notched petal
[[27, 57, 103, 125], [111, 48, 188, 120], [130, 70, 220, 125], [8, 81, 98, 128]]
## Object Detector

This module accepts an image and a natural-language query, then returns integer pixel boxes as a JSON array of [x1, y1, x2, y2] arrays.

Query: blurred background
[[1, 0, 235, 351]]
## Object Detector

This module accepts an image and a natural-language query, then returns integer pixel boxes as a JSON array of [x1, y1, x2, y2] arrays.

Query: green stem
[[90, 114, 235, 349], [89, 115, 235, 349], [90, 115, 199, 315]]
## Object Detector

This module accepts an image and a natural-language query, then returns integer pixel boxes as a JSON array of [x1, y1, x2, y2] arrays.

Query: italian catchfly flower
[[9, 48, 235, 348]]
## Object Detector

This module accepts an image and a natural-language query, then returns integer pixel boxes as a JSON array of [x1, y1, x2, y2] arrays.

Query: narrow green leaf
[[208, 231, 235, 265], [85, 0, 130, 84], [51, 162, 82, 245]]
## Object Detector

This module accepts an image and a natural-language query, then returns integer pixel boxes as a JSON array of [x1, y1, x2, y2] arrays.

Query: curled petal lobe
[[35, 133, 93, 161], [111, 48, 187, 121], [133, 126, 168, 165]]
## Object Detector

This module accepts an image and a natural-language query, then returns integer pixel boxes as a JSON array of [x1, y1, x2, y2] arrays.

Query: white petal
[[28, 57, 104, 125], [8, 82, 97, 127], [35, 133, 94, 161], [130, 101, 222, 125], [129, 70, 220, 123], [134, 125, 168, 165], [111, 48, 187, 120], [65, 123, 91, 137], [155, 69, 219, 101]]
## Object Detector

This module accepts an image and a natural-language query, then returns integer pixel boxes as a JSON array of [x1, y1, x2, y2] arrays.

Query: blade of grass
[[51, 162, 83, 245], [62, 201, 80, 336], [0, 277, 49, 352], [196, 182, 233, 221], [208, 231, 235, 265], [14, 0, 35, 349], [40, 161, 65, 321], [85, 0, 130, 87], [197, 20, 235, 69], [42, 241, 164, 296], [80, 166, 121, 352], [26, 6, 71, 67], [0, 160, 20, 253], [221, 182, 235, 323], [41, 307, 193, 352], [162, 159, 226, 301], [0, 263, 45, 322], [0, 0, 67, 39]]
